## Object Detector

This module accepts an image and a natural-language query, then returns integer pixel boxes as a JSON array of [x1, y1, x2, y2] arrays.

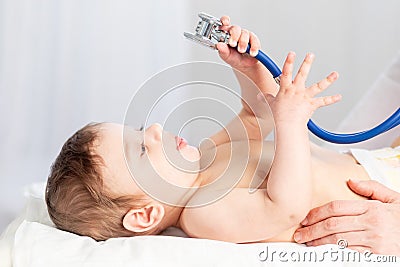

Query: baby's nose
[[146, 123, 162, 142]]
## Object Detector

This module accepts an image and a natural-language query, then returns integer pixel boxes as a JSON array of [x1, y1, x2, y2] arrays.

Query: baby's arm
[[208, 17, 278, 145], [216, 16, 279, 101], [184, 53, 342, 243], [263, 52, 341, 222]]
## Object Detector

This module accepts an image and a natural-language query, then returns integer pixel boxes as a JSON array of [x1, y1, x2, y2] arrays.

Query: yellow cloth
[[351, 146, 400, 192]]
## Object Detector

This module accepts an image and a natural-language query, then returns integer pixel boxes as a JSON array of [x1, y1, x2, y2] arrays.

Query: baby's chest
[[199, 140, 274, 189]]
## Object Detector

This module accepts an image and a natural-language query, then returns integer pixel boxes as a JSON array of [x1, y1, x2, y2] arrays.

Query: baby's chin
[[180, 145, 201, 162]]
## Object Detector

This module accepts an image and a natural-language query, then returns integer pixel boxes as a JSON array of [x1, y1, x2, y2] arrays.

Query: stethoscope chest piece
[[184, 12, 230, 49]]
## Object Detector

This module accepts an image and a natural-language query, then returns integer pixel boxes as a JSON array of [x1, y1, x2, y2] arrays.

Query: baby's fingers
[[237, 29, 250, 53], [220, 15, 230, 26], [312, 94, 342, 108], [228, 25, 241, 47], [308, 72, 339, 97], [294, 53, 314, 85], [248, 32, 260, 57], [216, 42, 231, 60], [218, 16, 231, 32], [280, 52, 296, 88]]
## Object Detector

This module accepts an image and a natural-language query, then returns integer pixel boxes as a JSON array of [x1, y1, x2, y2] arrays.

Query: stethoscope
[[184, 12, 400, 144]]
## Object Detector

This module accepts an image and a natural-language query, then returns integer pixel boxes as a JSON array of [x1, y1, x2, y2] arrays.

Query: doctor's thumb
[[347, 179, 400, 203]]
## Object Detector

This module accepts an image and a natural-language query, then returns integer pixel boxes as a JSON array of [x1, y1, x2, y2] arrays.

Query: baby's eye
[[140, 142, 146, 156]]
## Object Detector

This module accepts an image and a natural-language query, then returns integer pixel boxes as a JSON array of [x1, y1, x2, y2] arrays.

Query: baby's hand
[[260, 52, 341, 126], [216, 15, 261, 71]]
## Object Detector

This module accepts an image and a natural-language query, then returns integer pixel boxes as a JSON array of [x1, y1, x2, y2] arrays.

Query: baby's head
[[46, 122, 201, 241]]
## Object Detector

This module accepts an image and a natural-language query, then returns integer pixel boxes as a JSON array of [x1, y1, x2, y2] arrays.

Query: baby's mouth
[[175, 136, 187, 150]]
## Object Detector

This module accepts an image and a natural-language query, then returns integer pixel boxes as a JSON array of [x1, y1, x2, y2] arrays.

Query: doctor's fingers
[[348, 179, 400, 203], [294, 215, 367, 244], [304, 231, 373, 252], [301, 199, 370, 226]]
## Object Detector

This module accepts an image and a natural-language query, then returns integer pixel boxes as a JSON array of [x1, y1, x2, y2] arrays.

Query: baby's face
[[96, 123, 201, 202]]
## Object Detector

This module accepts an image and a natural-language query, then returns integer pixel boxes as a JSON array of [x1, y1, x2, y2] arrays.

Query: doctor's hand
[[294, 179, 400, 256], [216, 15, 261, 71]]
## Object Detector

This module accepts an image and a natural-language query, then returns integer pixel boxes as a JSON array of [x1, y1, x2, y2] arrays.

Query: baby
[[45, 16, 400, 243]]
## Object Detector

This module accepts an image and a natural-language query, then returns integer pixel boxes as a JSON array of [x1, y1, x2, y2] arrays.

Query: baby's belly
[[309, 154, 371, 206]]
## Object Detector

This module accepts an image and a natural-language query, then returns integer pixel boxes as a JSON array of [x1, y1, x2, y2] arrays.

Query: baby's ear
[[122, 203, 165, 233]]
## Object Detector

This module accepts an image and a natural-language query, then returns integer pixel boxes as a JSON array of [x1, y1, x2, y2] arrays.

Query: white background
[[0, 0, 399, 231]]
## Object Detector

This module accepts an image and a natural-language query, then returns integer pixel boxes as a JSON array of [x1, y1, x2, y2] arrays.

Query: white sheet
[[1, 183, 398, 267], [15, 220, 393, 267]]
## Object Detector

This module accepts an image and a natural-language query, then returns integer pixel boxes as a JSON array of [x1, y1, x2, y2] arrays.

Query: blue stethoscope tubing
[[246, 46, 400, 144]]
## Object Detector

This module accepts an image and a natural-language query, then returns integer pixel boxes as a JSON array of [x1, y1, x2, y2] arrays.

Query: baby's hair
[[45, 122, 156, 241]]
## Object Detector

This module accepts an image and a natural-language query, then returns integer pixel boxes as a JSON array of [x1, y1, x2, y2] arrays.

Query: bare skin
[[179, 136, 370, 243], [178, 17, 370, 243], [96, 16, 394, 248], [392, 136, 400, 147]]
